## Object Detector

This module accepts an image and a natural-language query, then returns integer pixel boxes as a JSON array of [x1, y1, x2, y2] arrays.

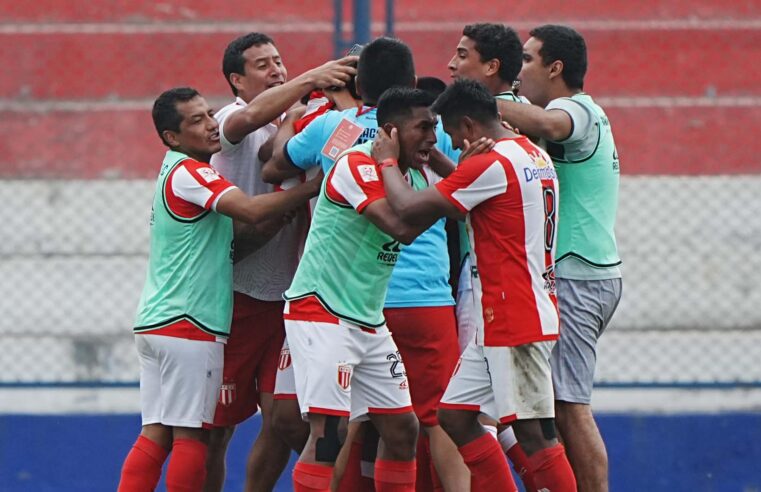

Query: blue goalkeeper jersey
[[284, 105, 460, 308]]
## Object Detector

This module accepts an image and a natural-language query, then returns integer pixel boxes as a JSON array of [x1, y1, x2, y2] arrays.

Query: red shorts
[[213, 293, 286, 427], [384, 306, 460, 427]]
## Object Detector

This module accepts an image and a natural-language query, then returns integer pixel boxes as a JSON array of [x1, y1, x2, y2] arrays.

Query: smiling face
[[395, 106, 438, 169], [231, 42, 288, 102], [163, 96, 221, 162]]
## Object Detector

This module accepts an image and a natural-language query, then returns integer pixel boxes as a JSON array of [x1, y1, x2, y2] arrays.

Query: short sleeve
[[435, 154, 508, 213], [545, 97, 596, 146], [170, 160, 237, 212], [325, 153, 386, 213], [283, 112, 330, 171]]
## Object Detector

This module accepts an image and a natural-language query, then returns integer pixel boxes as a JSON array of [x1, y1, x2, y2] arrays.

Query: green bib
[[284, 142, 427, 326], [134, 150, 234, 337], [550, 94, 621, 269]]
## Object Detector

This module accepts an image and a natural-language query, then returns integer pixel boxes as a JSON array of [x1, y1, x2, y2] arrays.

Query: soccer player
[[448, 22, 538, 489], [372, 79, 577, 491], [117, 87, 320, 492], [204, 32, 357, 492], [263, 37, 469, 490], [284, 87, 446, 492], [498, 25, 623, 492]]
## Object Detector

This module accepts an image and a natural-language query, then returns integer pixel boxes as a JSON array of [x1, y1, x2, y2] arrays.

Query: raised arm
[[223, 56, 358, 144]]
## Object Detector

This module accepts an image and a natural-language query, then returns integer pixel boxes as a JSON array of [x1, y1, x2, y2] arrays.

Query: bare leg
[[555, 401, 608, 492], [426, 424, 470, 491], [245, 392, 295, 492]]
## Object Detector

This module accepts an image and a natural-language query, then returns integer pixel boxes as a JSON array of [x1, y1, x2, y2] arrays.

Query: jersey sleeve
[[434, 154, 508, 213], [325, 153, 386, 213], [283, 111, 331, 171], [170, 160, 237, 212], [545, 97, 596, 145]]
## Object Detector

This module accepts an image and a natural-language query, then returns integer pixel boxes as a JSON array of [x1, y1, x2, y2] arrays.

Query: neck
[[492, 80, 514, 96], [486, 121, 517, 141], [180, 149, 211, 163]]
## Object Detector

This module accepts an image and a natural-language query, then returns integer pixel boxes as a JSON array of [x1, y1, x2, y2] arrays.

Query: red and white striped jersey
[[436, 136, 559, 347]]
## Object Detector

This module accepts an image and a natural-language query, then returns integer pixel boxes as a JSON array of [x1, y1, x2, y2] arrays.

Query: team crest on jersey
[[542, 266, 556, 295], [357, 164, 379, 182], [219, 383, 236, 406], [197, 167, 221, 183], [278, 347, 292, 371], [337, 364, 352, 390]]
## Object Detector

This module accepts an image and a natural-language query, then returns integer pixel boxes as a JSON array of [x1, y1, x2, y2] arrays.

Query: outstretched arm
[[497, 99, 572, 142]]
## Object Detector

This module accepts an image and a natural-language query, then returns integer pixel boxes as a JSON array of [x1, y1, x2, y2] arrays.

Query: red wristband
[[379, 158, 398, 170]]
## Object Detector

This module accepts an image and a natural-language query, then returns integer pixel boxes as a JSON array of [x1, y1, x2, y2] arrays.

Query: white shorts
[[440, 340, 555, 424], [455, 255, 477, 354], [273, 338, 297, 399], [136, 334, 224, 428], [284, 319, 413, 421]]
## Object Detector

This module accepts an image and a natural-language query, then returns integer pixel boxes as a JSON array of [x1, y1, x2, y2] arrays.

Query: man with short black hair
[[373, 79, 577, 491], [283, 87, 447, 492], [498, 25, 623, 492], [117, 87, 320, 492], [204, 32, 357, 492]]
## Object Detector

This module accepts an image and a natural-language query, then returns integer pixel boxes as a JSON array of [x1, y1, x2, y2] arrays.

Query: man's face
[[516, 36, 550, 106], [396, 107, 438, 169], [448, 36, 490, 84], [169, 96, 221, 160], [234, 43, 288, 101], [442, 118, 468, 151]]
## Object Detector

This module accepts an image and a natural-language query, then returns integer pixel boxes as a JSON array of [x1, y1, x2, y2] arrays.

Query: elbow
[[392, 224, 419, 245], [538, 119, 568, 142]]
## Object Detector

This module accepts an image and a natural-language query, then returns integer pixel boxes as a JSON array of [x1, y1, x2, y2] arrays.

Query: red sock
[[337, 442, 363, 492], [416, 434, 436, 491], [165, 438, 207, 492], [528, 444, 577, 492], [293, 462, 333, 492], [375, 459, 416, 491], [505, 442, 538, 492], [458, 433, 517, 492], [117, 435, 169, 492]]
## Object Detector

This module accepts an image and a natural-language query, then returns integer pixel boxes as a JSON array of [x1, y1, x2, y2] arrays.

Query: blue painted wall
[[1, 413, 759, 491]]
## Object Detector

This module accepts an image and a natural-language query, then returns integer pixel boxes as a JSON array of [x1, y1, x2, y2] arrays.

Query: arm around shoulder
[[497, 99, 573, 142]]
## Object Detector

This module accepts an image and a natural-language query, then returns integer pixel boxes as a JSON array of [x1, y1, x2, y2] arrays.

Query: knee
[[272, 401, 309, 451], [437, 408, 468, 440], [382, 414, 419, 455]]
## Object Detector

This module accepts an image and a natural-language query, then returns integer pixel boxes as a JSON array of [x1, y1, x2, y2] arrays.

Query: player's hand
[[307, 56, 359, 89], [305, 169, 325, 196], [459, 137, 495, 163], [372, 127, 400, 163]]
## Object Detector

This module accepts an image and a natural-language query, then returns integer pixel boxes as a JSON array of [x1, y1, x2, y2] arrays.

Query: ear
[[229, 72, 244, 93], [461, 116, 475, 137], [163, 130, 180, 148], [548, 60, 564, 81], [381, 122, 396, 136], [485, 58, 500, 78]]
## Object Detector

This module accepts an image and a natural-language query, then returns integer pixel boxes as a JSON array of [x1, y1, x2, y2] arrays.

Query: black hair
[[357, 37, 415, 104], [462, 23, 523, 84], [431, 79, 498, 127], [529, 24, 587, 90], [222, 32, 275, 95], [416, 76, 448, 99], [376, 87, 436, 127], [152, 87, 201, 147]]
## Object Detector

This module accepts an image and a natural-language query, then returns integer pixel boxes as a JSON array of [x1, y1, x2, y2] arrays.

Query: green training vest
[[548, 94, 621, 268], [284, 142, 427, 327], [134, 150, 234, 337]]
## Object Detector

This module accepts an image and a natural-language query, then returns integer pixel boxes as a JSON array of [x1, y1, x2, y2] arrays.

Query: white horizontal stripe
[[2, 387, 759, 414]]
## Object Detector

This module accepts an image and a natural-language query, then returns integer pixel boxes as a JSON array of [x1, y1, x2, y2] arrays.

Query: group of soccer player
[[117, 20, 622, 492]]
